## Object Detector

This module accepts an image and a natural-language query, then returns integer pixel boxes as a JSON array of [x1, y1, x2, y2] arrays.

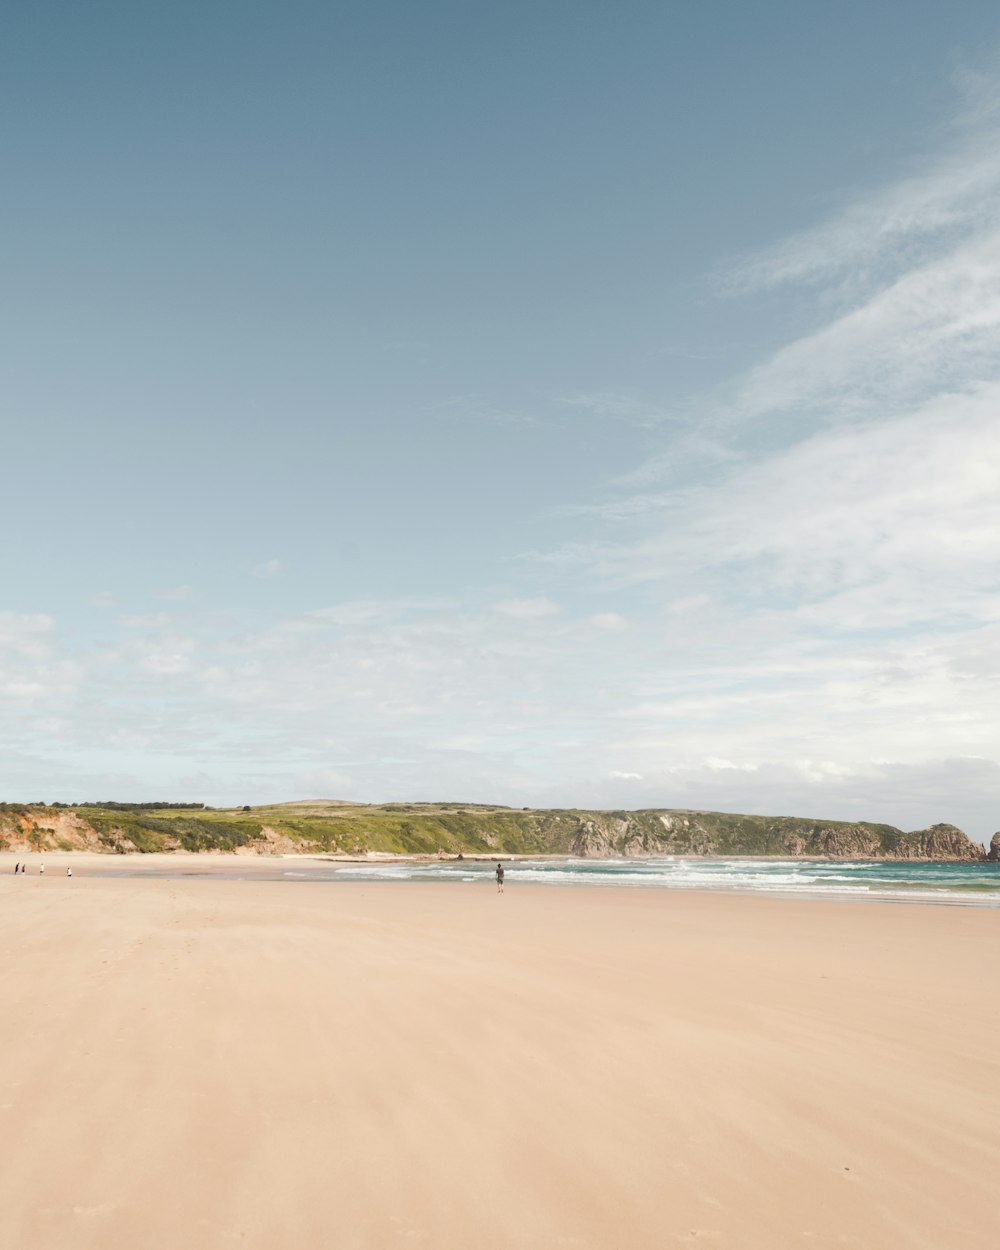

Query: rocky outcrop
[[903, 823, 985, 861], [811, 824, 885, 857], [572, 820, 614, 858], [988, 833, 1000, 862], [567, 811, 986, 861]]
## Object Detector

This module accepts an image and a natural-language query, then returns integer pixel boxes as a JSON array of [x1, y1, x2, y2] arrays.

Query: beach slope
[[0, 869, 996, 1248]]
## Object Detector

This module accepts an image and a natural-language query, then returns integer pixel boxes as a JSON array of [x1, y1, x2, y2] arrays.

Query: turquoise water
[[327, 856, 1000, 904], [85, 854, 1000, 904]]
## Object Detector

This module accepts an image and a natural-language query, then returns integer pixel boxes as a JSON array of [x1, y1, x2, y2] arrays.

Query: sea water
[[327, 856, 1000, 905], [87, 854, 1000, 904]]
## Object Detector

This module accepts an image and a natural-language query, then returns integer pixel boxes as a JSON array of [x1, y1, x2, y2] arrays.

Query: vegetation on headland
[[0, 799, 990, 859]]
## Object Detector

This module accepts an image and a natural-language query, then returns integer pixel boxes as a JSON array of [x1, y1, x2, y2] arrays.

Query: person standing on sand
[[496, 863, 504, 893], [66, 867, 72, 878], [13, 863, 19, 875]]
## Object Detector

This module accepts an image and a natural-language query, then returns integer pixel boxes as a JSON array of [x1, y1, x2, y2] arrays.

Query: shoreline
[[4, 849, 997, 908]]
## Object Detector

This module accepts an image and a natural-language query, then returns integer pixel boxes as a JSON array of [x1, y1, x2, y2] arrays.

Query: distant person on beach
[[39, 863, 44, 875], [66, 867, 72, 878], [496, 863, 504, 893], [14, 863, 19, 874]]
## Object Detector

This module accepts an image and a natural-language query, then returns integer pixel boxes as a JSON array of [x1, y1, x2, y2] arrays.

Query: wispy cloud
[[154, 584, 193, 602], [252, 558, 282, 578], [564, 73, 1000, 647], [725, 230, 1000, 429], [602, 386, 1000, 620], [0, 612, 80, 702], [722, 66, 1000, 297], [493, 597, 561, 619]]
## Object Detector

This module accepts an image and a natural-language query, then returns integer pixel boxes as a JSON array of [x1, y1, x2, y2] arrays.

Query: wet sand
[[0, 858, 997, 1248]]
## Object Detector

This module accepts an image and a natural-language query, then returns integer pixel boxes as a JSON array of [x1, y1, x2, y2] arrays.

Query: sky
[[3, 1, 1000, 839]]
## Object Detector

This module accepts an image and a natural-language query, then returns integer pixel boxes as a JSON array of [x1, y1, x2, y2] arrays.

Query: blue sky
[[3, 2, 1000, 838]]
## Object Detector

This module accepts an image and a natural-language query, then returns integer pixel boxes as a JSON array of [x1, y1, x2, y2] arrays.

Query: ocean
[[324, 855, 1000, 904], [81, 852, 1000, 904]]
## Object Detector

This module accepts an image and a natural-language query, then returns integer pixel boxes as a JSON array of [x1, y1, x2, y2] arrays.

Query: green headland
[[0, 799, 988, 859]]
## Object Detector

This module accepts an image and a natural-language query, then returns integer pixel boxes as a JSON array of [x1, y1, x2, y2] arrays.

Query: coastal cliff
[[0, 800, 989, 860], [568, 813, 984, 860]]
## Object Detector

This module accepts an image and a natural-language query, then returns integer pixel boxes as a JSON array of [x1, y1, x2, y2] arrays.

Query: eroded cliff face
[[567, 812, 986, 860], [987, 833, 1000, 862], [911, 824, 983, 860], [0, 807, 104, 853]]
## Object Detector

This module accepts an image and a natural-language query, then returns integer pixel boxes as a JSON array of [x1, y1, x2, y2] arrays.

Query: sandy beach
[[1, 857, 997, 1249]]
